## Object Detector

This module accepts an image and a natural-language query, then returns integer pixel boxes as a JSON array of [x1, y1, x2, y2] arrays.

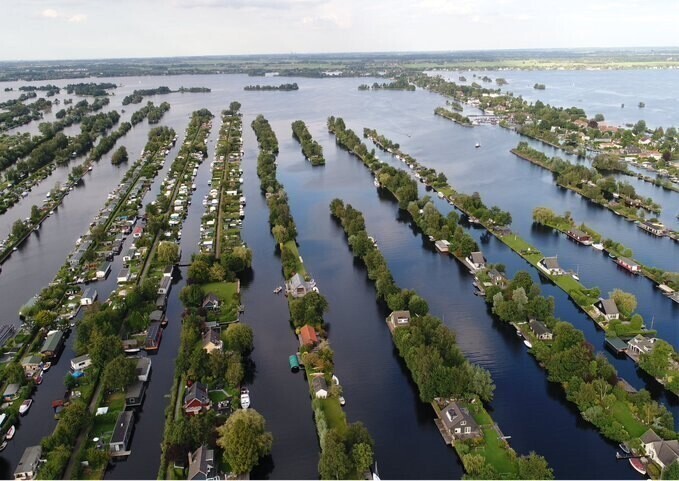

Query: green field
[[282, 239, 307, 277]]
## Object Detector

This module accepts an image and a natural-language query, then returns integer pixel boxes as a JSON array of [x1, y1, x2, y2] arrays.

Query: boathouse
[[80, 288, 98, 306], [616, 256, 641, 274], [386, 310, 411, 334], [96, 262, 111, 280], [639, 221, 666, 237], [188, 445, 216, 481], [136, 357, 152, 382], [567, 228, 593, 245], [125, 380, 147, 408], [158, 275, 172, 295], [117, 268, 131, 284], [595, 298, 620, 321], [434, 240, 450, 253], [40, 330, 64, 359], [21, 354, 42, 377], [110, 411, 135, 456], [71, 354, 92, 371]]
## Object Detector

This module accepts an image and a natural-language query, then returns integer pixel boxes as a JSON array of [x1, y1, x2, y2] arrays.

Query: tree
[[30, 205, 41, 224], [11, 219, 29, 239], [351, 443, 373, 475], [111, 146, 128, 165], [157, 241, 180, 264], [662, 460, 679, 479], [90, 333, 123, 369], [408, 295, 429, 316], [102, 355, 137, 391], [594, 113, 605, 122], [216, 409, 273, 475], [34, 309, 57, 329], [611, 289, 637, 317], [224, 323, 254, 355], [188, 260, 211, 284], [319, 430, 352, 480], [209, 263, 226, 282], [5, 362, 25, 384], [518, 452, 554, 480], [180, 284, 204, 308]]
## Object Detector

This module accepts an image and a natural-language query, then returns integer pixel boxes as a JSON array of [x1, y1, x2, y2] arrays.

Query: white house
[[538, 256, 565, 276], [80, 288, 98, 306], [312, 376, 328, 399], [117, 268, 131, 284], [71, 354, 92, 371]]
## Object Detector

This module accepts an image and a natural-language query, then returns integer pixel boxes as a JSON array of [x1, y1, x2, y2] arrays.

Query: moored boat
[[523, 339, 533, 349], [618, 442, 630, 454], [339, 396, 346, 406], [0, 441, 6, 452], [6, 425, 16, 440], [240, 387, 250, 409], [19, 399, 32, 416], [43, 361, 51, 371], [629, 458, 646, 475], [592, 243, 604, 251]]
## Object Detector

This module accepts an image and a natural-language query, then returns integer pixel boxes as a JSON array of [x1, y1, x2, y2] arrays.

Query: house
[[202, 329, 223, 353], [299, 325, 319, 348], [3, 383, 20, 402], [386, 310, 411, 334], [488, 269, 508, 288], [285, 273, 316, 298], [136, 357, 152, 382], [183, 382, 211, 415], [638, 221, 666, 237], [201, 293, 221, 311], [163, 265, 174, 278], [117, 268, 131, 284], [528, 319, 553, 341], [616, 256, 641, 274], [188, 445, 216, 481], [567, 229, 593, 246], [628, 335, 657, 356], [158, 275, 172, 295], [21, 354, 42, 377], [595, 298, 620, 321], [144, 322, 163, 351], [110, 411, 135, 456], [642, 429, 679, 471], [122, 249, 134, 264], [538, 256, 564, 276], [465, 251, 487, 271], [439, 401, 482, 441], [71, 354, 92, 371], [80, 288, 98, 306], [434, 240, 450, 253], [40, 330, 64, 359], [311, 375, 328, 399], [13, 445, 42, 480], [125, 380, 147, 408]]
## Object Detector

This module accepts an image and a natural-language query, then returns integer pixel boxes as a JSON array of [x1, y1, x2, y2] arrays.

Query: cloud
[[174, 0, 327, 9], [39, 7, 87, 22]]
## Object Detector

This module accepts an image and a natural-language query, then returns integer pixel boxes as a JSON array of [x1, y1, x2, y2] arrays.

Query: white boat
[[0, 441, 6, 452], [523, 340, 533, 349], [475, 143, 481, 148], [19, 399, 33, 416], [240, 387, 250, 409], [373, 178, 380, 187], [43, 362, 51, 371], [339, 396, 346, 406], [332, 375, 339, 385], [5, 425, 15, 440], [592, 243, 604, 251]]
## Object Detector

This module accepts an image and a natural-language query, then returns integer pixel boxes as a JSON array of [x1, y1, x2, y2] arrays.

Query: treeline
[[122, 86, 210, 105], [130, 101, 171, 125], [0, 97, 52, 132], [177, 86, 210, 93], [89, 121, 132, 161], [0, 91, 37, 107], [66, 82, 117, 96], [513, 142, 661, 215], [291, 120, 325, 166], [244, 83, 299, 91], [111, 146, 128, 165], [357, 77, 415, 91], [482, 269, 677, 444], [434, 106, 472, 125], [19, 84, 61, 95]]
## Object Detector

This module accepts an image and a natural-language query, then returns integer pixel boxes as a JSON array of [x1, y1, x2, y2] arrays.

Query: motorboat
[[475, 143, 481, 148], [240, 387, 250, 409], [373, 178, 380, 188], [43, 362, 51, 371], [332, 375, 339, 385], [19, 399, 33, 416], [523, 340, 533, 349], [592, 243, 604, 251], [36, 374, 43, 385], [339, 396, 346, 406], [618, 443, 630, 454], [5, 425, 16, 440]]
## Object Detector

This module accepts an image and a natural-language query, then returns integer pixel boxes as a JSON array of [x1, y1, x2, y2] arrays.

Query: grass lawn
[[316, 397, 347, 435], [468, 404, 519, 477], [282, 240, 307, 277], [209, 389, 229, 403], [203, 281, 239, 309], [610, 400, 648, 438]]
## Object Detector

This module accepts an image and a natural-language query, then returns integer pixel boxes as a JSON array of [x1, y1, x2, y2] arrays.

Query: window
[[454, 428, 461, 434], [465, 427, 471, 434]]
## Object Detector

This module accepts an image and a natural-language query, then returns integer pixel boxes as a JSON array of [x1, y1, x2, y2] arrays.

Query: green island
[[244, 83, 299, 91], [253, 114, 377, 479], [331, 120, 679, 479], [434, 107, 473, 126], [130, 101, 171, 125], [291, 120, 325, 166], [330, 199, 552, 480], [533, 83, 546, 90], [65, 82, 117, 96], [0, 95, 52, 132], [357, 76, 415, 91], [122, 86, 210, 105]]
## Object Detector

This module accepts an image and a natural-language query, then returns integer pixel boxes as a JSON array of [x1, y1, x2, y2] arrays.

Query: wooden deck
[[434, 418, 453, 445]]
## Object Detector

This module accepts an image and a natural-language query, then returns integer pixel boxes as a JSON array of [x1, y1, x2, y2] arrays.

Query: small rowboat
[[19, 399, 32, 416], [6, 425, 16, 440], [629, 458, 646, 475]]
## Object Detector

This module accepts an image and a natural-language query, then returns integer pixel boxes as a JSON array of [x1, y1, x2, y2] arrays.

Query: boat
[[43, 362, 51, 371], [516, 330, 523, 338], [0, 441, 6, 452], [332, 375, 339, 385], [19, 399, 33, 416], [618, 443, 630, 454], [523, 340, 533, 349], [273, 286, 282, 294], [373, 178, 380, 187], [592, 243, 604, 251], [629, 458, 646, 475], [608, 253, 617, 260], [35, 374, 43, 385], [5, 425, 15, 440], [475, 143, 481, 148], [339, 396, 346, 406], [240, 387, 250, 409]]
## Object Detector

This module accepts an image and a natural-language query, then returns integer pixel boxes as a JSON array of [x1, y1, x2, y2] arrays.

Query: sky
[[1, 0, 678, 61]]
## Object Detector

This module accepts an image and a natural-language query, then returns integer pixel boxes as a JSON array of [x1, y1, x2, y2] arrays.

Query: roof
[[136, 357, 151, 375], [440, 401, 480, 432], [656, 440, 679, 468], [14, 446, 42, 476], [202, 328, 221, 346], [202, 293, 220, 307], [126, 380, 146, 399], [299, 325, 318, 346], [22, 354, 42, 365], [41, 330, 64, 353], [3, 383, 20, 396], [470, 251, 486, 265], [599, 298, 619, 316], [184, 382, 209, 406], [311, 376, 328, 393], [641, 429, 663, 445], [568, 229, 590, 239], [529, 319, 551, 336], [149, 310, 164, 322], [617, 256, 639, 268], [389, 310, 411, 324], [188, 445, 214, 480], [542, 256, 561, 270], [111, 411, 134, 445]]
